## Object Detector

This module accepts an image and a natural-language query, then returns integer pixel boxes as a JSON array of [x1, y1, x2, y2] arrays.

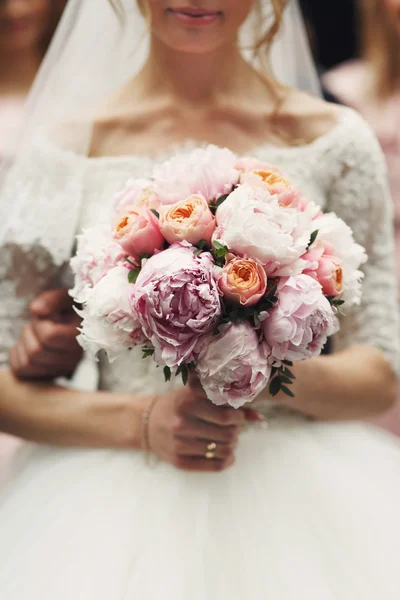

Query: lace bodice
[[0, 107, 398, 398]]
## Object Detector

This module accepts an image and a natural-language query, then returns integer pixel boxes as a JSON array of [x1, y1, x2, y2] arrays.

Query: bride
[[0, 0, 400, 598]]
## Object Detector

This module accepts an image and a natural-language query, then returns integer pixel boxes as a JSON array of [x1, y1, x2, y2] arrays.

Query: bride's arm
[[0, 368, 148, 447], [270, 112, 399, 421], [277, 346, 397, 421], [0, 369, 244, 471]]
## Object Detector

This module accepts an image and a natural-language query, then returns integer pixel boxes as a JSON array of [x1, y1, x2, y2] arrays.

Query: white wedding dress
[[1, 106, 400, 599]]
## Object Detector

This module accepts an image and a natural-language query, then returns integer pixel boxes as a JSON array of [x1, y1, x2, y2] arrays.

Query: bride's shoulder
[[281, 90, 384, 164], [278, 90, 342, 144]]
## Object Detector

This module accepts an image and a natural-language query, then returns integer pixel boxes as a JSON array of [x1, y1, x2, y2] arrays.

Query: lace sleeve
[[0, 135, 84, 369], [328, 113, 399, 372]]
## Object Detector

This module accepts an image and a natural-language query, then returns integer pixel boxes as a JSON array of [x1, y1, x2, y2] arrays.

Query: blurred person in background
[[0, 0, 66, 160], [299, 0, 357, 71], [0, 0, 67, 477], [324, 0, 400, 436]]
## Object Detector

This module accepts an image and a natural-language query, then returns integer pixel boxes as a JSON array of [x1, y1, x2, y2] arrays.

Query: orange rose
[[218, 255, 267, 307], [159, 194, 216, 246]]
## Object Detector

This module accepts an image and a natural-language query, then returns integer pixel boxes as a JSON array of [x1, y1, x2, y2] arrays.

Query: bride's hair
[[109, 0, 288, 64]]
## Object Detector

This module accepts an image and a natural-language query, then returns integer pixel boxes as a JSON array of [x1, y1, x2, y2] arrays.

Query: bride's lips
[[167, 7, 222, 27]]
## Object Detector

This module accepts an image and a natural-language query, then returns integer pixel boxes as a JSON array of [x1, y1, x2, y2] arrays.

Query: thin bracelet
[[140, 395, 160, 464]]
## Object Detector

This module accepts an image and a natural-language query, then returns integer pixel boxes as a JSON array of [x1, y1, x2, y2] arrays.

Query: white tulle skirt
[[1, 416, 400, 599]]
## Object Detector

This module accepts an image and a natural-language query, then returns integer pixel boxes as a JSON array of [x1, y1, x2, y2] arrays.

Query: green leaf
[[142, 347, 154, 359], [215, 194, 229, 208], [128, 267, 141, 284], [140, 252, 150, 260], [181, 366, 189, 386], [282, 360, 293, 367], [282, 367, 295, 380], [193, 239, 208, 257], [163, 366, 171, 382], [306, 229, 319, 250], [175, 365, 183, 377], [281, 385, 295, 398], [216, 249, 227, 259], [150, 209, 160, 218], [279, 375, 294, 385], [266, 283, 278, 298], [269, 377, 282, 397], [253, 312, 260, 326], [212, 240, 228, 256]]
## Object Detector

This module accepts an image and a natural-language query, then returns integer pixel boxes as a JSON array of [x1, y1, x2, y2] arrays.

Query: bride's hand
[[147, 381, 246, 472], [9, 289, 83, 381]]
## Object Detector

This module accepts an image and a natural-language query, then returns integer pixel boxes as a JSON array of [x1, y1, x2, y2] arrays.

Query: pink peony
[[152, 145, 239, 205], [261, 274, 339, 364], [113, 206, 164, 260], [218, 254, 267, 307], [113, 179, 160, 214], [70, 224, 126, 304], [215, 184, 313, 276], [131, 243, 221, 369], [159, 194, 216, 246], [77, 266, 146, 362], [303, 240, 343, 297], [196, 321, 271, 408]]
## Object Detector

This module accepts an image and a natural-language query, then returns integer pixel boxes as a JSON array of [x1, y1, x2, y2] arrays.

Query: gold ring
[[205, 441, 217, 460]]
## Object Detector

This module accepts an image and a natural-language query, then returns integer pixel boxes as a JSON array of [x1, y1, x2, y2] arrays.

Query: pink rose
[[311, 212, 367, 306], [218, 255, 267, 307], [131, 243, 221, 369], [262, 274, 339, 364], [159, 194, 216, 246], [196, 321, 271, 408], [153, 145, 239, 205], [70, 224, 126, 304], [113, 179, 160, 214], [303, 241, 343, 297], [113, 206, 164, 260], [215, 184, 313, 276]]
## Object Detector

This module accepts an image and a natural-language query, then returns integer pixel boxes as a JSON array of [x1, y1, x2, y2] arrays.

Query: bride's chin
[[153, 28, 231, 56], [157, 41, 229, 56]]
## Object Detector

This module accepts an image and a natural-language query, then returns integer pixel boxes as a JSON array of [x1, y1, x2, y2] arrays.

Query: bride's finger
[[174, 437, 236, 459], [173, 455, 235, 473], [173, 416, 241, 444], [186, 397, 246, 427]]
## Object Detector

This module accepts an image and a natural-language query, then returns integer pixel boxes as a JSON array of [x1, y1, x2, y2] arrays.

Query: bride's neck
[[137, 38, 256, 105], [0, 49, 42, 95]]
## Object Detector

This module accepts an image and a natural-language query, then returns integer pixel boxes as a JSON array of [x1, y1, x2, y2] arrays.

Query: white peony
[[78, 266, 146, 362], [70, 224, 126, 304], [215, 184, 314, 276], [312, 212, 367, 305]]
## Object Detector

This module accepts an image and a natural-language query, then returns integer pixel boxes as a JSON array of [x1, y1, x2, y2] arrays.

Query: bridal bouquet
[[70, 146, 366, 407]]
